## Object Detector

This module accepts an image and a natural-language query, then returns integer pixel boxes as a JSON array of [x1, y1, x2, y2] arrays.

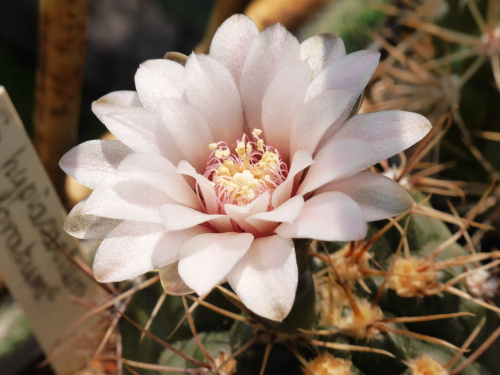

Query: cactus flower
[[60, 14, 431, 321]]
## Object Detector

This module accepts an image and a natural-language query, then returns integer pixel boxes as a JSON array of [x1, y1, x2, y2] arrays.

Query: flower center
[[204, 129, 288, 209]]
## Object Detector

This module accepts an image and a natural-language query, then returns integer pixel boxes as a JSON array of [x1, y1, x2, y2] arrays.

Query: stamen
[[203, 130, 288, 212]]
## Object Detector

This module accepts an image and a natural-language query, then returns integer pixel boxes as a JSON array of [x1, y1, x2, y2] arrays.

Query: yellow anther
[[215, 147, 230, 159], [236, 141, 245, 158], [217, 166, 230, 176], [232, 170, 254, 187], [257, 139, 264, 152], [242, 153, 250, 169], [247, 189, 256, 200], [259, 151, 278, 172], [205, 130, 287, 207]]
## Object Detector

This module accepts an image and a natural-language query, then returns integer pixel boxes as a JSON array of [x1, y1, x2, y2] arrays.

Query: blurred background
[[0, 0, 214, 141]]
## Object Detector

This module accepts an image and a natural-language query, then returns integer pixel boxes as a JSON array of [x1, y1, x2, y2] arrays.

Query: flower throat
[[204, 129, 288, 210]]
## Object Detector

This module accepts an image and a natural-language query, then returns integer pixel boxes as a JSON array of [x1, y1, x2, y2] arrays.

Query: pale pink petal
[[152, 226, 211, 269], [227, 235, 297, 321], [302, 51, 380, 150], [93, 222, 207, 282], [272, 150, 314, 208], [247, 196, 304, 235], [209, 14, 259, 84], [134, 59, 185, 109], [178, 232, 254, 296], [240, 23, 300, 130], [160, 98, 214, 172], [60, 140, 132, 189], [224, 192, 270, 235], [159, 204, 227, 231], [177, 160, 218, 214], [305, 50, 380, 101], [297, 138, 379, 195], [100, 108, 166, 155], [261, 61, 311, 162], [185, 54, 243, 142], [64, 199, 121, 240], [316, 172, 414, 221], [248, 195, 304, 223], [275, 192, 366, 241], [117, 153, 201, 210], [290, 89, 354, 157], [94, 222, 165, 282], [91, 91, 142, 121], [159, 262, 193, 295], [300, 33, 346, 79], [328, 111, 432, 162], [83, 181, 174, 223]]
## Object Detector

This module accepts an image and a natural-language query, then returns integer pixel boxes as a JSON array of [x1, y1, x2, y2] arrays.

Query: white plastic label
[[0, 86, 104, 374]]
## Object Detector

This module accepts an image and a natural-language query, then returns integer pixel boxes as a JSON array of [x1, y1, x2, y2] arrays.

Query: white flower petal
[[92, 91, 142, 121], [227, 235, 297, 321], [297, 138, 379, 195], [300, 33, 346, 79], [247, 196, 305, 236], [248, 195, 304, 223], [240, 23, 300, 130], [185, 54, 243, 142], [118, 153, 201, 210], [83, 181, 173, 223], [178, 232, 254, 296], [303, 51, 380, 150], [272, 150, 314, 208], [135, 59, 185, 109], [100, 108, 167, 155], [305, 50, 380, 101], [177, 160, 219, 214], [94, 222, 165, 282], [159, 204, 227, 231], [224, 192, 270, 234], [261, 61, 311, 162], [93, 222, 207, 282], [64, 199, 122, 239], [160, 98, 214, 172], [329, 111, 432, 162], [275, 192, 367, 241], [210, 14, 259, 84], [316, 172, 414, 221], [60, 140, 132, 189], [290, 89, 354, 157], [159, 262, 194, 295], [151, 226, 211, 269]]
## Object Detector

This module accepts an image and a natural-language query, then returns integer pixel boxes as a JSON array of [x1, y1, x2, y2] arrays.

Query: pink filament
[[202, 133, 288, 213]]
